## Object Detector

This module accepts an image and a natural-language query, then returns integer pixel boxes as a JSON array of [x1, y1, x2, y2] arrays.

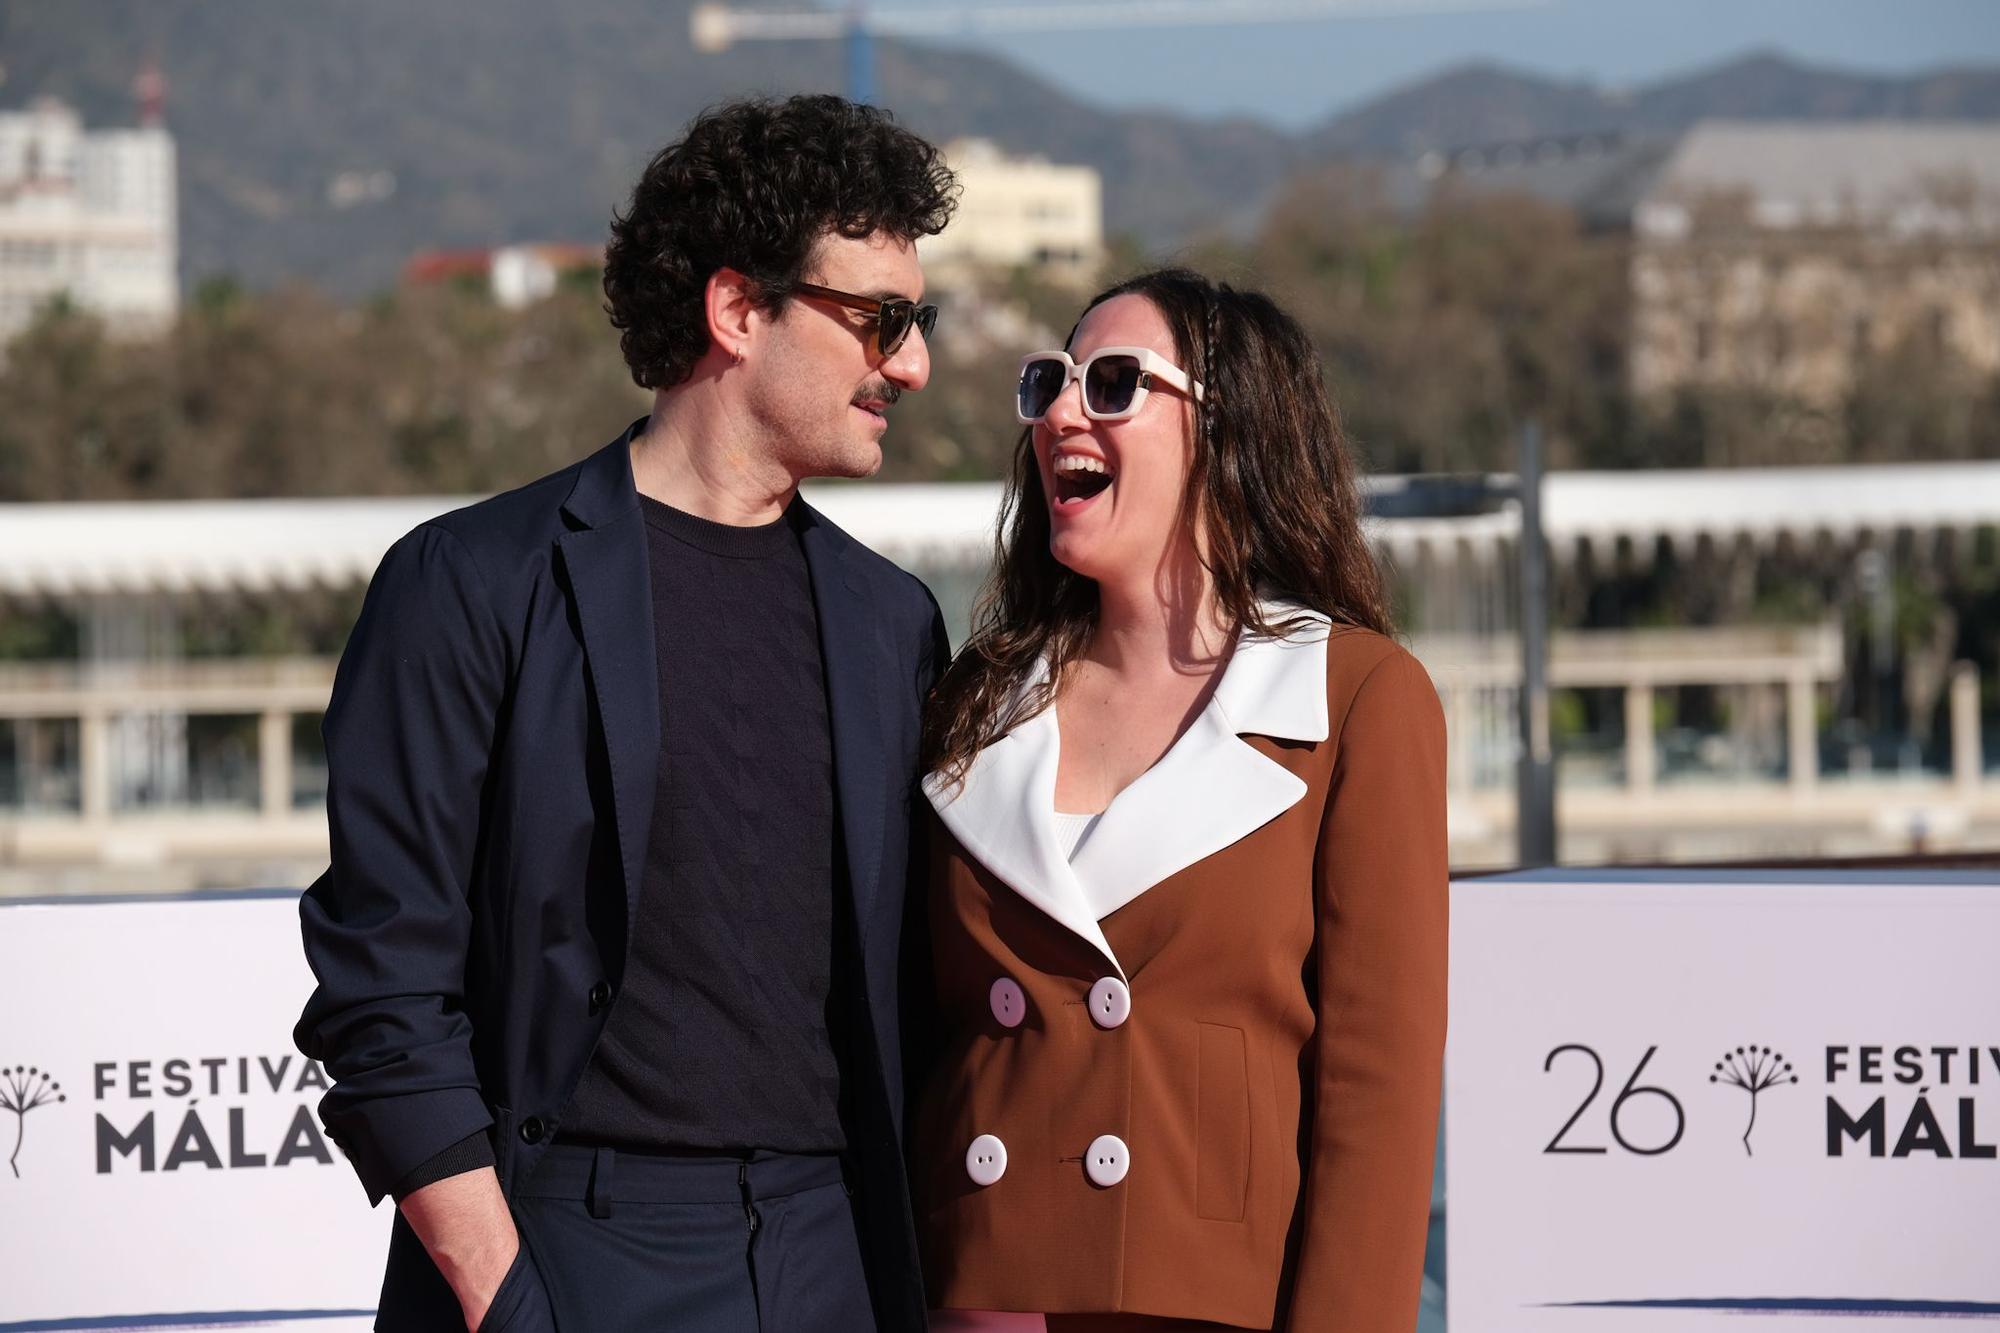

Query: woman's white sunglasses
[[1015, 347, 1206, 424]]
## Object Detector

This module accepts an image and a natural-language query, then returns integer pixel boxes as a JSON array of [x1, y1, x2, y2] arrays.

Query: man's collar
[[560, 417, 649, 530]]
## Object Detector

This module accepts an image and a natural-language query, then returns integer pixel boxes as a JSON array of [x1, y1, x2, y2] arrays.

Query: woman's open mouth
[[1053, 454, 1114, 508]]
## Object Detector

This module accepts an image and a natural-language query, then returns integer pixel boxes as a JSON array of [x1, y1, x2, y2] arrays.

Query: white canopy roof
[[1, 462, 1996, 598], [0, 484, 1009, 598], [1378, 463, 2000, 569]]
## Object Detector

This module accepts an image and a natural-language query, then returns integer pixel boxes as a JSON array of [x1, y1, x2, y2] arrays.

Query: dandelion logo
[[1709, 1046, 1797, 1157], [1, 1064, 66, 1178]]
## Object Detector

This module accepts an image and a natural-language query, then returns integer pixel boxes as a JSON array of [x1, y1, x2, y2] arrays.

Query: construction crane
[[691, 0, 1549, 106]]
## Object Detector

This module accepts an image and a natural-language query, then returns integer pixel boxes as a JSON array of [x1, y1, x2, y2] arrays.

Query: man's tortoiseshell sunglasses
[[791, 281, 938, 357]]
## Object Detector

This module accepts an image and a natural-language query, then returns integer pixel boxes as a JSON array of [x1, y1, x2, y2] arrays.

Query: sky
[[868, 0, 2000, 128]]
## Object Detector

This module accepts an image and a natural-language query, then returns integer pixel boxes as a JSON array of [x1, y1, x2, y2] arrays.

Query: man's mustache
[[852, 383, 903, 408]]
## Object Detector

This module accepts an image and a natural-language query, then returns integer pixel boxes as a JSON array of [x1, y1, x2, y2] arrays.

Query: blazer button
[[965, 1134, 1008, 1187], [1088, 976, 1131, 1029], [588, 981, 614, 1014], [1085, 1134, 1129, 1187], [988, 977, 1026, 1029], [518, 1116, 546, 1145]]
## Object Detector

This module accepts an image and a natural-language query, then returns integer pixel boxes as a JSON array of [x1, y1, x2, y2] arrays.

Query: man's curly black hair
[[603, 95, 959, 391]]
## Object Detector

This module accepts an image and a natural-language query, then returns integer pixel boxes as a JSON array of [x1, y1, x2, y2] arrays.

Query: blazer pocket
[[477, 1242, 557, 1333], [1195, 1022, 1250, 1222]]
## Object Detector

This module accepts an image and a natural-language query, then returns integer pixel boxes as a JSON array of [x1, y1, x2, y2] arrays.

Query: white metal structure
[[0, 484, 1002, 600], [4, 462, 1999, 889], [5, 463, 1998, 601], [692, 0, 1549, 49], [691, 0, 1547, 109]]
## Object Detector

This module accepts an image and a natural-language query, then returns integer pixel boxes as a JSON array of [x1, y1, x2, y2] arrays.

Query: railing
[[3, 630, 1997, 883], [1413, 625, 1997, 864]]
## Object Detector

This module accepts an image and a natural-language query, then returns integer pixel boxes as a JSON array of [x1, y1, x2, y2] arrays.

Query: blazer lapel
[[1070, 611, 1330, 919], [1067, 708, 1306, 921], [925, 663, 1126, 980], [556, 425, 660, 932], [797, 501, 891, 938], [927, 605, 1333, 965]]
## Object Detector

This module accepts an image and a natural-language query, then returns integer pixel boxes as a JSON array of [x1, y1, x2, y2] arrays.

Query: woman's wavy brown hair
[[922, 267, 1392, 786]]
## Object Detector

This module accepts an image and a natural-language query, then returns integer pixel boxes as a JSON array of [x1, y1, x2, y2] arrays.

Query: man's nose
[[883, 324, 931, 393]]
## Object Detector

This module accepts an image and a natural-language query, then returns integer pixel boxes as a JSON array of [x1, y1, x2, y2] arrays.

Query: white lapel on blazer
[[924, 605, 1332, 974], [1068, 605, 1331, 920], [924, 659, 1126, 980]]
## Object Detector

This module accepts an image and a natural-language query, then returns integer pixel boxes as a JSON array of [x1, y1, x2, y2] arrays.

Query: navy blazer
[[295, 422, 948, 1331]]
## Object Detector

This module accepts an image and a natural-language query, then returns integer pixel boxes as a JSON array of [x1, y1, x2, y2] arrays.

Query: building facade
[[0, 96, 178, 344], [401, 242, 603, 309], [922, 138, 1103, 285], [1628, 122, 2000, 401]]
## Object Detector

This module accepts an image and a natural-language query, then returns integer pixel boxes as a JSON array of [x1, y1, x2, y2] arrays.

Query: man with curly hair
[[295, 95, 959, 1332]]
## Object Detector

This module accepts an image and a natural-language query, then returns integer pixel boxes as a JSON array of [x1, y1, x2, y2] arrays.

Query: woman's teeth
[[1053, 455, 1114, 504]]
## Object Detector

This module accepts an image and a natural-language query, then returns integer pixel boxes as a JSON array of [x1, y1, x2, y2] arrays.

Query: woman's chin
[[1048, 531, 1113, 583]]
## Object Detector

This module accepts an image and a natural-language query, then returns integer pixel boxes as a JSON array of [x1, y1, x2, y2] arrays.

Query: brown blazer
[[913, 614, 1447, 1331]]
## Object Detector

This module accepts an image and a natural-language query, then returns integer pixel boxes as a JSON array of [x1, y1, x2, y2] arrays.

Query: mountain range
[[3, 0, 1998, 295]]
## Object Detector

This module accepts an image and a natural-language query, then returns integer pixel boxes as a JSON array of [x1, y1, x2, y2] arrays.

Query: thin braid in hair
[[1201, 287, 1224, 455]]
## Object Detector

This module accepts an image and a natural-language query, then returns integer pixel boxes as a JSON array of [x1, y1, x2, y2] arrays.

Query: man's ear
[[705, 267, 762, 362]]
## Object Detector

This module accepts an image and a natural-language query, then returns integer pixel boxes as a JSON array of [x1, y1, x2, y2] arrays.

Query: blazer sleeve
[[1285, 647, 1449, 1331], [292, 522, 510, 1205]]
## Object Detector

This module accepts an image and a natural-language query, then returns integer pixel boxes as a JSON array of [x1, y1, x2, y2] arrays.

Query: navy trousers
[[479, 1146, 878, 1333]]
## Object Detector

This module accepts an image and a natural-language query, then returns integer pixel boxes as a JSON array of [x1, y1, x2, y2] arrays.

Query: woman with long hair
[[915, 268, 1447, 1331]]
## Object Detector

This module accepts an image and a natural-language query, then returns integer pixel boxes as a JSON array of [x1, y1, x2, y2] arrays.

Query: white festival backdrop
[[0, 893, 383, 1332], [1448, 872, 2000, 1333], [5, 875, 1998, 1330]]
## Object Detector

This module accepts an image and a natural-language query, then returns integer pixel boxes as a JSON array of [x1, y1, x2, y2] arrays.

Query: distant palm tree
[[1710, 1046, 1797, 1157]]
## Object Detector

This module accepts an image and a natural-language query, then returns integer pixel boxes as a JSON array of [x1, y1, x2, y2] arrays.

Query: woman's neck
[[1089, 550, 1233, 678]]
